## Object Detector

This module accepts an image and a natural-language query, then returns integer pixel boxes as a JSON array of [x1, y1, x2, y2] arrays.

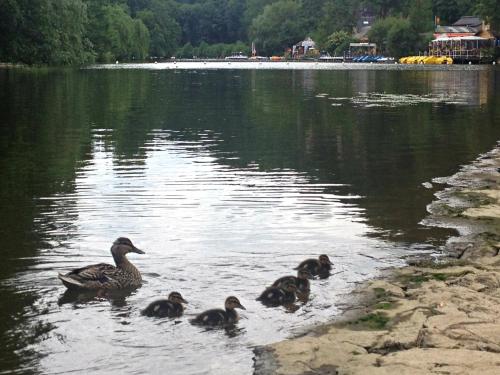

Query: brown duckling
[[272, 269, 312, 294], [191, 296, 246, 326], [141, 292, 188, 318], [295, 254, 332, 278], [257, 279, 297, 306], [58, 237, 145, 290]]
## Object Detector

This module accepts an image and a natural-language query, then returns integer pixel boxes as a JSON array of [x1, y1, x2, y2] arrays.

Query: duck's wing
[[191, 308, 226, 325], [271, 276, 295, 287], [257, 287, 285, 306], [295, 259, 319, 274], [294, 259, 315, 270], [141, 300, 171, 317], [58, 263, 117, 290]]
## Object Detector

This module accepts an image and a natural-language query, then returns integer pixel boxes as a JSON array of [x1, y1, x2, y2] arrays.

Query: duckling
[[295, 254, 332, 277], [271, 269, 312, 295], [257, 279, 297, 306], [191, 296, 246, 326], [58, 237, 145, 291], [141, 292, 188, 318]]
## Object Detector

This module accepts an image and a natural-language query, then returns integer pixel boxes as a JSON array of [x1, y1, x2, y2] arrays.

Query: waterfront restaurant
[[431, 16, 496, 63], [292, 37, 318, 58], [348, 42, 377, 57], [429, 36, 493, 63]]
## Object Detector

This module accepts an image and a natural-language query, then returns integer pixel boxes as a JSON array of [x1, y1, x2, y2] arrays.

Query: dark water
[[0, 65, 499, 374]]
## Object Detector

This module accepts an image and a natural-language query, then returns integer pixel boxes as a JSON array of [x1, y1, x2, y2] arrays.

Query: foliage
[[432, 0, 474, 25], [368, 16, 429, 58], [324, 31, 354, 55], [250, 0, 306, 55], [0, 0, 495, 65], [362, 0, 406, 18], [315, 0, 357, 44], [386, 18, 421, 57], [409, 0, 434, 33], [87, 4, 150, 62], [136, 1, 181, 58], [0, 0, 94, 65], [367, 17, 398, 54], [177, 0, 247, 46], [475, 0, 500, 33], [176, 40, 250, 58]]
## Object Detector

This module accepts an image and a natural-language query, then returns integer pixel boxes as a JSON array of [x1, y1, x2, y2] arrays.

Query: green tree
[[87, 3, 150, 62], [368, 16, 427, 57], [315, 0, 357, 44], [250, 0, 306, 55], [0, 0, 94, 65], [244, 0, 276, 29], [137, 0, 181, 58], [367, 16, 397, 53], [409, 0, 433, 33], [324, 30, 353, 55], [386, 18, 419, 57], [432, 0, 475, 25], [362, 0, 405, 18], [475, 0, 500, 33]]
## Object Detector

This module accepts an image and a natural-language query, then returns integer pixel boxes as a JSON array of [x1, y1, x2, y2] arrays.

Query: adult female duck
[[58, 237, 145, 291]]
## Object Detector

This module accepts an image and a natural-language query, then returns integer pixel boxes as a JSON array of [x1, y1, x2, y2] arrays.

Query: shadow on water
[[0, 66, 499, 374], [57, 288, 138, 308]]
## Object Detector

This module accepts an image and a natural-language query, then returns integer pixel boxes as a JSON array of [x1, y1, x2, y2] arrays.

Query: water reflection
[[428, 69, 495, 106], [0, 66, 499, 374], [57, 288, 136, 307]]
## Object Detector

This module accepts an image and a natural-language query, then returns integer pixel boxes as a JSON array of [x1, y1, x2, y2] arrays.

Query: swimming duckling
[[58, 237, 145, 291], [191, 296, 246, 326], [257, 279, 297, 306], [295, 254, 332, 278], [271, 269, 312, 295], [141, 292, 188, 318]]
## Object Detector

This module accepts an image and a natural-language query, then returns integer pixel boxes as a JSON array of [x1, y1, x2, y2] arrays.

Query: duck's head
[[225, 296, 246, 310], [319, 254, 332, 266], [283, 279, 297, 293], [168, 291, 188, 304], [111, 237, 145, 256], [297, 269, 313, 279]]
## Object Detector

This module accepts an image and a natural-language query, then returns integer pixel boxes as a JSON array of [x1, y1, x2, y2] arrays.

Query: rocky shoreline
[[254, 144, 500, 375]]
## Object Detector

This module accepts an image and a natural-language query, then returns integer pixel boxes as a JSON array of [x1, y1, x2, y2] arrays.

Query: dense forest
[[0, 0, 498, 64]]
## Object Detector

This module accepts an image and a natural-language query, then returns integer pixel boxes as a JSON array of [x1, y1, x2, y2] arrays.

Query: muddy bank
[[254, 144, 500, 375]]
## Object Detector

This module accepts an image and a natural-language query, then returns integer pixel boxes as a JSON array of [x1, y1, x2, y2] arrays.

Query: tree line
[[0, 0, 497, 65]]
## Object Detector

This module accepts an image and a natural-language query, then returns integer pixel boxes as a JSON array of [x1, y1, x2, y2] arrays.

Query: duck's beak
[[132, 247, 145, 254], [238, 303, 246, 310], [181, 298, 188, 304]]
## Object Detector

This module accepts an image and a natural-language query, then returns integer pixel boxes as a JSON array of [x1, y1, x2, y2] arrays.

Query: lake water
[[0, 64, 499, 374]]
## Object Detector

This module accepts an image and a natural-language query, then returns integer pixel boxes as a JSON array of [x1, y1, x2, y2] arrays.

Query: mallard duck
[[295, 254, 332, 277], [191, 296, 245, 326], [271, 269, 312, 294], [58, 237, 145, 291], [141, 292, 188, 318], [257, 279, 297, 306]]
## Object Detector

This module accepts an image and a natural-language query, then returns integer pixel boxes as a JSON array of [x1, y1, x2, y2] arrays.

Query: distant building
[[431, 16, 496, 63], [292, 37, 318, 58], [348, 43, 377, 57], [435, 16, 494, 39]]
